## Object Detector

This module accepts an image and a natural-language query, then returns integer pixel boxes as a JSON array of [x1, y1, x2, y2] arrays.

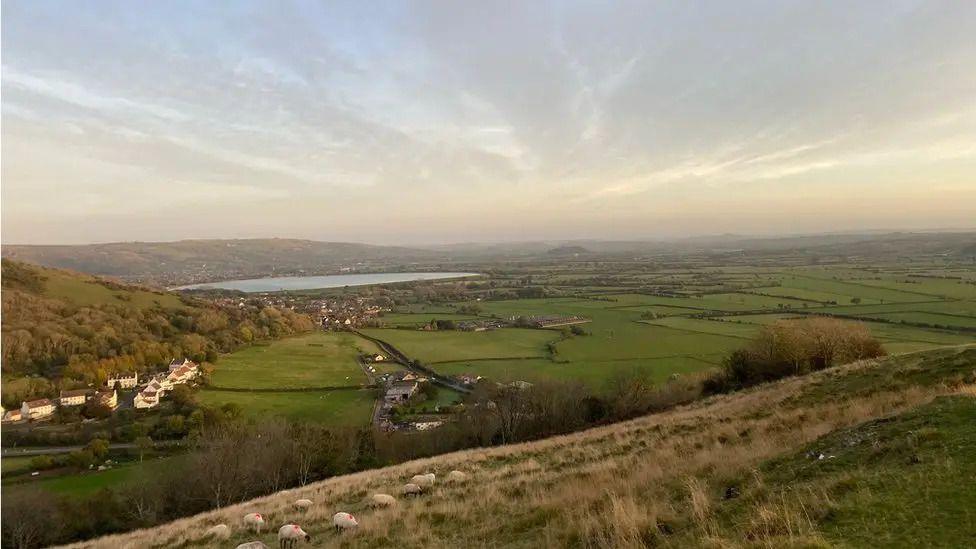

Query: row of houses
[[1, 359, 199, 423], [133, 358, 200, 410], [3, 388, 119, 423]]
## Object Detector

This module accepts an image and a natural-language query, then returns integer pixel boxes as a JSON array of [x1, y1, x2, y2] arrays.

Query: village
[[2, 359, 201, 425]]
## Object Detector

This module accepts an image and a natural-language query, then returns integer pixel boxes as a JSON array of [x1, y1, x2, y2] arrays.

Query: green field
[[198, 388, 376, 426], [360, 327, 557, 363], [4, 456, 179, 498], [377, 312, 479, 328], [398, 266, 976, 387], [210, 332, 379, 389]]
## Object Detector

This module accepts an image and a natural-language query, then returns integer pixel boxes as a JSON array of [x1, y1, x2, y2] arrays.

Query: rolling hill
[[1, 239, 441, 286], [0, 260, 314, 405], [67, 344, 976, 548]]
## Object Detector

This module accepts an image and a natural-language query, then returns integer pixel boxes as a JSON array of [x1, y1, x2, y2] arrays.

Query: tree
[[168, 384, 196, 414], [85, 438, 110, 461], [135, 436, 154, 462]]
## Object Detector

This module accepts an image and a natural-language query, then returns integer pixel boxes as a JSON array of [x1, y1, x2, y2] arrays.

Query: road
[[353, 330, 472, 393], [1, 439, 184, 457]]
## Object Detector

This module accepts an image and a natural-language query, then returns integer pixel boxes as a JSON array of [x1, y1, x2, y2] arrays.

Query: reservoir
[[174, 272, 478, 293]]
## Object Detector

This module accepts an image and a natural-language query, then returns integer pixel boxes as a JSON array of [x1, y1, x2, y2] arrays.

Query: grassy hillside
[[69, 345, 976, 548], [0, 260, 314, 404]]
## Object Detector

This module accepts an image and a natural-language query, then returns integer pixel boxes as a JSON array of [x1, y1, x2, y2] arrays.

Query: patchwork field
[[355, 266, 976, 389]]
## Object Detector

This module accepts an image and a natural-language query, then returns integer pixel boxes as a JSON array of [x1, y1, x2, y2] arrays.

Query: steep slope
[[66, 345, 976, 548]]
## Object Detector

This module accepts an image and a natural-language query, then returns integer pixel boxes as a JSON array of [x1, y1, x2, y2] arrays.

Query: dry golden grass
[[61, 346, 975, 549]]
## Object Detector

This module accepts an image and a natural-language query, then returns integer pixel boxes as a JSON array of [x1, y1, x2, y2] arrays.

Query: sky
[[2, 0, 975, 245]]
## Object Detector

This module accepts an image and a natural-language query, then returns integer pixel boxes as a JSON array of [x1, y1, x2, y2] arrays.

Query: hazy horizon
[[3, 1, 976, 245]]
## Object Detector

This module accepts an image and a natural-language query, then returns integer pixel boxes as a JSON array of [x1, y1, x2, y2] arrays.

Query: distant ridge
[[3, 232, 973, 285]]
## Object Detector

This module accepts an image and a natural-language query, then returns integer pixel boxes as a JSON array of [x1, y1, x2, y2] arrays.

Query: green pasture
[[377, 312, 479, 328], [198, 388, 375, 426], [867, 311, 976, 330], [433, 355, 720, 388], [210, 332, 378, 389], [4, 456, 179, 498], [775, 274, 933, 303], [360, 327, 557, 364]]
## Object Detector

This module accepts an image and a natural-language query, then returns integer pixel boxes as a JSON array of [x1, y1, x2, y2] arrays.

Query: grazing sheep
[[402, 483, 423, 497], [411, 473, 435, 488], [332, 512, 359, 532], [278, 524, 310, 548], [371, 493, 396, 507], [236, 543, 269, 549], [205, 524, 231, 540], [243, 512, 265, 532], [447, 470, 468, 483], [294, 498, 314, 512]]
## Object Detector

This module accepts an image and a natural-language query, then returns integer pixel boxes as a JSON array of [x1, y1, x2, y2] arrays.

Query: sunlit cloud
[[2, 1, 975, 244]]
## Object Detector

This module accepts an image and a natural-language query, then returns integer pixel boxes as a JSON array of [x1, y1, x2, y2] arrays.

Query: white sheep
[[243, 512, 265, 532], [332, 511, 359, 532], [236, 542, 269, 549], [278, 523, 310, 548], [205, 524, 231, 540], [371, 493, 396, 507], [411, 472, 435, 488], [294, 498, 314, 512], [402, 482, 423, 497], [447, 470, 468, 483]]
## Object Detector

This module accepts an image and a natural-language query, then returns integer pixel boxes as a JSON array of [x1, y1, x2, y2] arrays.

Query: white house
[[105, 372, 138, 389], [59, 389, 91, 407], [134, 389, 159, 409], [168, 358, 198, 373], [95, 389, 118, 410], [21, 399, 56, 420]]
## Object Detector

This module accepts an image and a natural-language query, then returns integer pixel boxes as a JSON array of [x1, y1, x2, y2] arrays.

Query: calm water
[[174, 272, 479, 293]]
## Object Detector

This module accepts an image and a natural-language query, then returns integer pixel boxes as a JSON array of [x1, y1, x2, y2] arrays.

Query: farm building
[[527, 315, 590, 328], [105, 372, 139, 389], [21, 398, 56, 420], [59, 389, 91, 407], [385, 381, 419, 403]]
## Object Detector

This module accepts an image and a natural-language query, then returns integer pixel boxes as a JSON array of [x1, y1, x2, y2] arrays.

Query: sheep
[[371, 493, 397, 507], [447, 470, 468, 483], [278, 523, 310, 548], [402, 483, 423, 497], [236, 543, 269, 549], [332, 512, 359, 532], [243, 512, 266, 533], [205, 524, 231, 540], [411, 472, 435, 488], [293, 498, 314, 512]]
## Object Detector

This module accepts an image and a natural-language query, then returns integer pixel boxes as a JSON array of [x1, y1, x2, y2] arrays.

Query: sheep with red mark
[[332, 511, 359, 532], [243, 512, 265, 533], [278, 523, 310, 548]]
